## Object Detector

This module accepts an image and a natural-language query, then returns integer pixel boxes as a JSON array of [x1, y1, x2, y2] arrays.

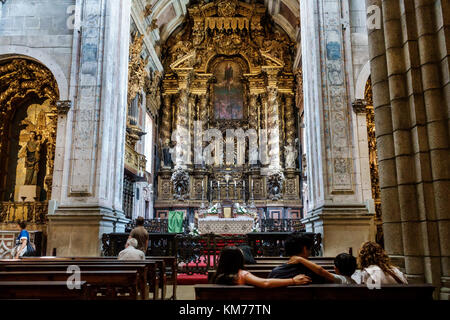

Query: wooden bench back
[[0, 281, 89, 300], [0, 270, 140, 299], [195, 284, 435, 300]]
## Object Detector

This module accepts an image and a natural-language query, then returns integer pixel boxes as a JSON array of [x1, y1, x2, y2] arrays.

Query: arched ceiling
[[132, 0, 300, 70]]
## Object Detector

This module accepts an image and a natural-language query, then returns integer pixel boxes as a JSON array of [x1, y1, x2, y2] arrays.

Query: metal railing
[[125, 218, 305, 234], [102, 232, 322, 274], [0, 201, 48, 224]]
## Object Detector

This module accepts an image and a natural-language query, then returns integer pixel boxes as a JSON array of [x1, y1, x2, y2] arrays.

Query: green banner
[[168, 211, 184, 233]]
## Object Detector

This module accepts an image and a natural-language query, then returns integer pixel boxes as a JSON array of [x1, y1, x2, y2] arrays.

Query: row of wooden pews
[[201, 256, 435, 300], [0, 256, 177, 300]]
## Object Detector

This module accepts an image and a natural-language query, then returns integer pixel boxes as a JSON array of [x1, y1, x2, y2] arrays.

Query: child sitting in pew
[[214, 246, 312, 288], [287, 252, 357, 284]]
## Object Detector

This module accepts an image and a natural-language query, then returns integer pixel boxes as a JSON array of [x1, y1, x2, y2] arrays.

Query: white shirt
[[361, 265, 408, 285], [118, 246, 145, 261], [333, 274, 357, 284]]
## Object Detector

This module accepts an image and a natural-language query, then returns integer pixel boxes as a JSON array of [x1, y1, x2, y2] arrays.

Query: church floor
[[167, 285, 195, 300]]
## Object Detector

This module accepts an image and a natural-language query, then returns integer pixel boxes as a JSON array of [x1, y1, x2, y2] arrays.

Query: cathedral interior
[[0, 0, 448, 300]]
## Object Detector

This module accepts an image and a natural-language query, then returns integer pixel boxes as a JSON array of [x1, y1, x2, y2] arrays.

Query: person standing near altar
[[129, 216, 148, 254]]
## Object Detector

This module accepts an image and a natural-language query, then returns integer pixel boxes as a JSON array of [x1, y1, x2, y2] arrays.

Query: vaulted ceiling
[[132, 0, 300, 70]]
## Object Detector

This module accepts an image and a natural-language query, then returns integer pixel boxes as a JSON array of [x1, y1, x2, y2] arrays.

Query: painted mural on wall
[[213, 60, 243, 120]]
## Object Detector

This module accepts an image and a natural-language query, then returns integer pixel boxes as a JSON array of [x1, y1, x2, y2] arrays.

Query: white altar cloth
[[198, 216, 254, 234]]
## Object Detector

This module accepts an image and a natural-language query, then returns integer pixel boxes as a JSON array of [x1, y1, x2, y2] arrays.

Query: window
[[145, 113, 154, 173]]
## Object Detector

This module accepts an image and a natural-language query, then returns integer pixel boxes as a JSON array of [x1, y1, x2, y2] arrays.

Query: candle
[[234, 181, 237, 188]]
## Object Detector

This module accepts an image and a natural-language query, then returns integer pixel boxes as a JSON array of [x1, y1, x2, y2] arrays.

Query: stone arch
[[355, 60, 371, 100], [0, 45, 69, 100]]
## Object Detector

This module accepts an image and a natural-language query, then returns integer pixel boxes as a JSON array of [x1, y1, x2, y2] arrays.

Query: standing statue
[[267, 170, 284, 201], [284, 143, 298, 169], [171, 166, 190, 201], [19, 131, 41, 185]]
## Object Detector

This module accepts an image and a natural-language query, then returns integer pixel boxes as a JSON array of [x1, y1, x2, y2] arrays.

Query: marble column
[[300, 0, 374, 256], [249, 94, 258, 131], [266, 81, 281, 170], [366, 0, 449, 299], [47, 0, 131, 256], [174, 73, 191, 168]]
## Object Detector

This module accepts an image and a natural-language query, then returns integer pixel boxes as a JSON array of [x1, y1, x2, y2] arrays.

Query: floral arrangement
[[236, 205, 248, 215], [207, 204, 219, 215], [188, 223, 200, 236]]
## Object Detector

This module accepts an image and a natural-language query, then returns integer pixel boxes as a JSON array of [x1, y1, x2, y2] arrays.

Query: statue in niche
[[284, 143, 298, 169], [18, 131, 42, 185]]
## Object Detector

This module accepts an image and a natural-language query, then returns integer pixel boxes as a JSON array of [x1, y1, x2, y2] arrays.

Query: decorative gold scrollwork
[[0, 58, 59, 205]]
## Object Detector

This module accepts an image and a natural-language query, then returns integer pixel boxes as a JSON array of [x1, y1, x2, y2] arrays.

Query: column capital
[[352, 99, 368, 114], [56, 100, 72, 114]]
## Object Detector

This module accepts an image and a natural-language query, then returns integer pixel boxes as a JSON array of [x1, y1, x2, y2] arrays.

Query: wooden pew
[[23, 256, 176, 300], [0, 281, 90, 300], [195, 284, 435, 300], [208, 269, 275, 283], [0, 270, 139, 299], [50, 255, 178, 300], [244, 264, 335, 271], [208, 268, 336, 283], [0, 261, 153, 300]]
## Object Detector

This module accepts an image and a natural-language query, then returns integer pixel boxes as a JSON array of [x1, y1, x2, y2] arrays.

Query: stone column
[[173, 72, 191, 168], [188, 94, 196, 166], [366, 0, 449, 299], [47, 0, 131, 256], [300, 0, 374, 256], [198, 93, 208, 165], [249, 94, 258, 131], [266, 74, 281, 170]]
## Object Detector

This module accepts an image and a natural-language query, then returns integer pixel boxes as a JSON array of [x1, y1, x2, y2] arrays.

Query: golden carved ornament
[[0, 58, 59, 200], [128, 33, 149, 106], [365, 77, 383, 244]]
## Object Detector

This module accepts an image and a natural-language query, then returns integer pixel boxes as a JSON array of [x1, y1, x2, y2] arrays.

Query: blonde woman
[[358, 241, 407, 285]]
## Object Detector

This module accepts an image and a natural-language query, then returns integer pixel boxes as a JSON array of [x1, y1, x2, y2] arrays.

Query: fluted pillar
[[300, 0, 374, 256], [366, 0, 450, 299], [47, 0, 131, 256]]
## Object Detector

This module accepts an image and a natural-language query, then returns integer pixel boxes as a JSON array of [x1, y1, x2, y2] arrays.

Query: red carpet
[[176, 255, 216, 285], [175, 239, 248, 285]]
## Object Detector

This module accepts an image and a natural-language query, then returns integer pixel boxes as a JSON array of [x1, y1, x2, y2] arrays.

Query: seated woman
[[214, 246, 311, 288], [287, 253, 357, 284], [358, 241, 407, 285]]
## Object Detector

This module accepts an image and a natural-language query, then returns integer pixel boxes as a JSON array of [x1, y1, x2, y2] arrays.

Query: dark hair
[[214, 246, 244, 285], [238, 245, 256, 264], [334, 253, 357, 276], [18, 221, 27, 229], [136, 216, 145, 226], [284, 233, 313, 256]]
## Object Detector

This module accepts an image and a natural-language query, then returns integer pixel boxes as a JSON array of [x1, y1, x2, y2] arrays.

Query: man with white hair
[[118, 238, 145, 260]]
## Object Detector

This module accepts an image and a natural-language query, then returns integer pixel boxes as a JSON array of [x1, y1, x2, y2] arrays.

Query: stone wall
[[0, 0, 75, 87], [366, 0, 449, 299]]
